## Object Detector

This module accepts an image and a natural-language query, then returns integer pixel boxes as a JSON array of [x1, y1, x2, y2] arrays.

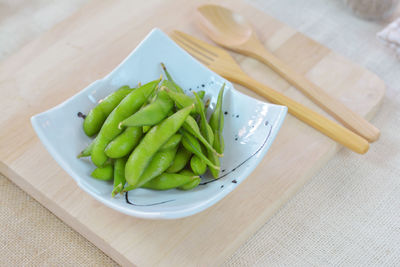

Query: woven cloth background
[[1, 0, 400, 266]]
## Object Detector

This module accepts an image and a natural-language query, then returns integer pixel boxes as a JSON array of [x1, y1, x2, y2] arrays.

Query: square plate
[[31, 28, 287, 219]]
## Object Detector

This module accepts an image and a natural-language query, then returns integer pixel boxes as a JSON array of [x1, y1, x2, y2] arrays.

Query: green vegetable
[[91, 79, 159, 167], [125, 105, 194, 187], [105, 126, 142, 158], [83, 86, 132, 137], [91, 162, 113, 181], [141, 173, 198, 190], [112, 157, 127, 197]]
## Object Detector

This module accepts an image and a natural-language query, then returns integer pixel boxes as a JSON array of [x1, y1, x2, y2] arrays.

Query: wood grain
[[0, 0, 385, 266]]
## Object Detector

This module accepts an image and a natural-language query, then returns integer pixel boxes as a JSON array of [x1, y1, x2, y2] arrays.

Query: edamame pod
[[182, 116, 220, 156], [125, 105, 194, 187], [181, 130, 219, 170], [91, 162, 113, 181], [83, 86, 132, 136], [159, 134, 182, 151], [141, 173, 198, 190], [178, 177, 201, 190], [193, 91, 214, 147], [91, 79, 159, 167], [208, 147, 220, 178], [197, 90, 205, 100], [209, 84, 225, 154], [190, 155, 207, 175], [105, 126, 142, 158], [161, 63, 184, 93], [143, 125, 151, 133], [77, 139, 95, 158], [112, 157, 127, 197], [179, 169, 195, 176], [163, 87, 197, 112], [161, 79, 181, 93], [119, 90, 173, 127], [194, 91, 221, 178], [123, 146, 178, 191], [166, 145, 192, 173]]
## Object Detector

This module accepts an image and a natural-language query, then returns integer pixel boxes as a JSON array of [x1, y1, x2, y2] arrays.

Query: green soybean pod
[[141, 173, 198, 190], [111, 157, 127, 197], [193, 91, 214, 147], [143, 125, 151, 133], [190, 155, 207, 175], [104, 126, 142, 158], [166, 145, 192, 173], [179, 169, 195, 176], [125, 105, 193, 187], [163, 87, 196, 111], [177, 169, 202, 189], [91, 162, 113, 181], [209, 84, 225, 154], [181, 130, 219, 170], [193, 91, 221, 178], [91, 79, 159, 167], [178, 177, 201, 190], [182, 116, 220, 156], [119, 90, 173, 127], [197, 90, 206, 100], [159, 134, 182, 151], [208, 85, 225, 178], [123, 146, 178, 192], [161, 79, 181, 93], [77, 139, 95, 158], [83, 86, 132, 137], [208, 148, 220, 178], [161, 63, 184, 93]]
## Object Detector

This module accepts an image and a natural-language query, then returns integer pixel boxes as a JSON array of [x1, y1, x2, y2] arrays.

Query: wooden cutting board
[[0, 0, 384, 266]]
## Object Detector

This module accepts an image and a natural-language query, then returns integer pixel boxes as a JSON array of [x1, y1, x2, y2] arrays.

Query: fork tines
[[170, 31, 222, 65]]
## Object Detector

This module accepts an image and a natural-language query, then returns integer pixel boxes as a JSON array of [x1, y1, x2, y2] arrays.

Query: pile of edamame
[[78, 63, 225, 197]]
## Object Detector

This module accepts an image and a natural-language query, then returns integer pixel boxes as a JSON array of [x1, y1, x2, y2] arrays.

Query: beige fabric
[[0, 174, 118, 266], [1, 0, 400, 266], [378, 18, 400, 58]]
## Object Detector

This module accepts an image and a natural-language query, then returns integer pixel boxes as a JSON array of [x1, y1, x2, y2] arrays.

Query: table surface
[[1, 0, 400, 266]]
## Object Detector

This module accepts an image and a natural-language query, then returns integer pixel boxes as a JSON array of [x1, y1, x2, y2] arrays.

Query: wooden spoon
[[197, 4, 380, 142]]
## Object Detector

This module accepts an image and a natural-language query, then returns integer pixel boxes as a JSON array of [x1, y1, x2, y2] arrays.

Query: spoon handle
[[244, 44, 380, 143], [229, 73, 369, 154]]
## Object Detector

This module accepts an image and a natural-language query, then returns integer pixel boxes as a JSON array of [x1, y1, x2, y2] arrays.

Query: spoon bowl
[[197, 4, 254, 47]]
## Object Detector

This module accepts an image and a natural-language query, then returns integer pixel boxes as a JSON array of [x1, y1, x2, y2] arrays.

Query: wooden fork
[[170, 30, 369, 154]]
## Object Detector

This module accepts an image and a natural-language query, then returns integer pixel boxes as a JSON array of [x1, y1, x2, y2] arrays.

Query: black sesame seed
[[77, 112, 86, 119], [224, 111, 228, 115], [232, 180, 237, 184]]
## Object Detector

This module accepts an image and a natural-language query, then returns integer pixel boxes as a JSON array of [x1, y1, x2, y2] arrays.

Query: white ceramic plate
[[31, 28, 287, 219]]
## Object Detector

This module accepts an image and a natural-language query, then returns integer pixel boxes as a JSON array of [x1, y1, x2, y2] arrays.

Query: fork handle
[[246, 46, 380, 142], [233, 74, 369, 154]]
